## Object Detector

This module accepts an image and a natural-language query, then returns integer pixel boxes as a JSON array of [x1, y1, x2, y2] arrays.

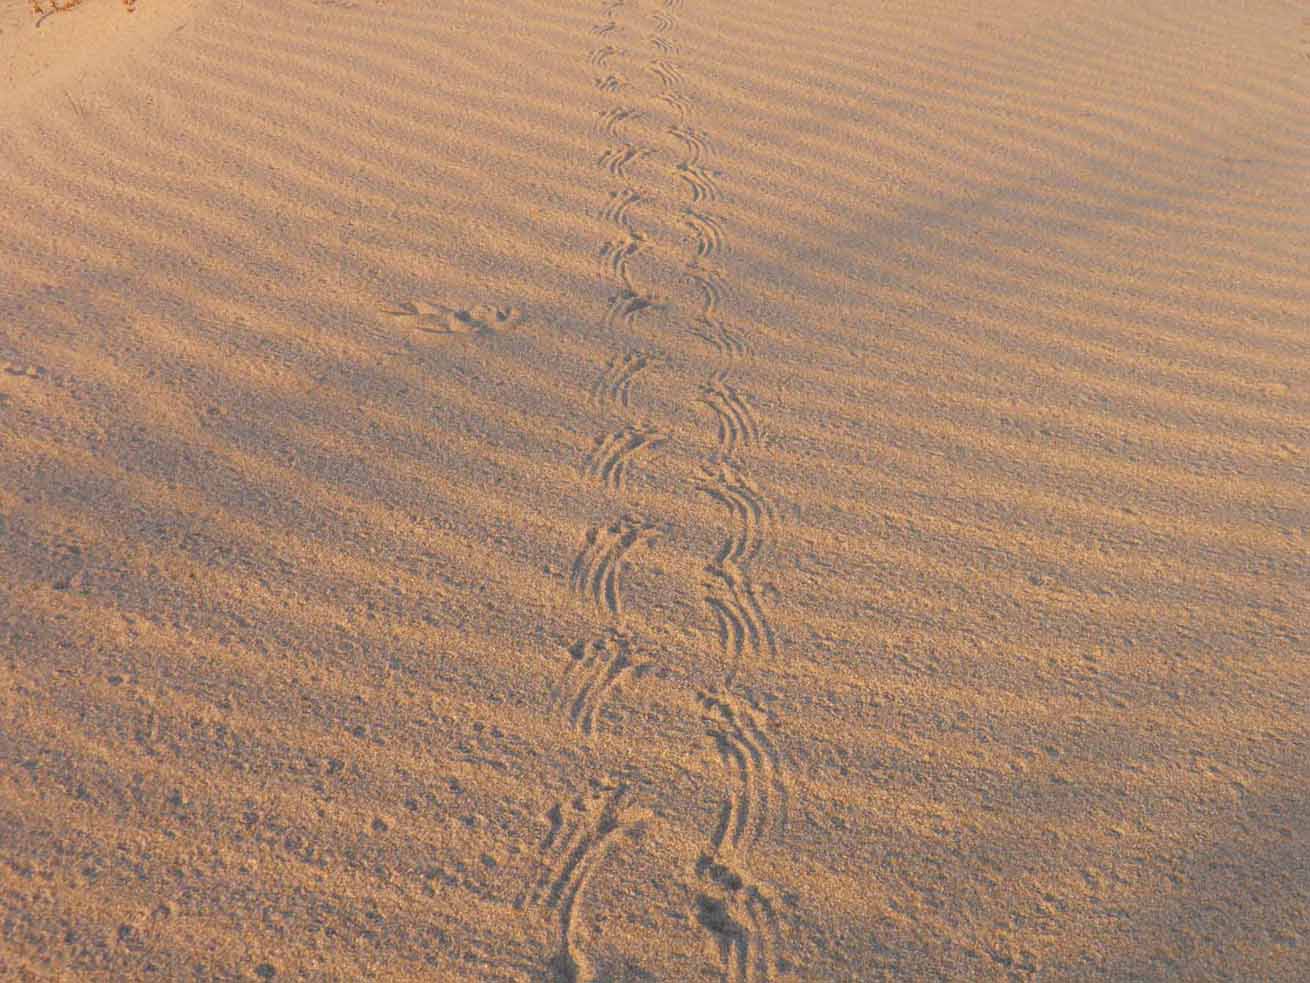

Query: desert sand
[[1, 0, 1308, 979]]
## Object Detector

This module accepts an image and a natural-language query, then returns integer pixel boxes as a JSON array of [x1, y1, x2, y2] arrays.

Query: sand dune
[[2, 0, 1307, 979]]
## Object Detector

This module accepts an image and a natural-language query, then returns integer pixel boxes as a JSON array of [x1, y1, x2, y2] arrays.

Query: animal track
[[659, 90, 693, 125], [697, 462, 774, 569], [517, 783, 646, 983], [554, 633, 649, 739], [700, 371, 761, 458], [699, 691, 788, 856], [683, 209, 724, 258], [598, 144, 656, 180], [596, 106, 643, 138], [648, 59, 686, 90], [381, 300, 520, 336], [600, 188, 643, 232], [703, 561, 778, 681], [676, 163, 722, 203], [595, 74, 625, 92], [652, 11, 674, 32], [599, 232, 647, 293], [692, 318, 752, 359], [586, 424, 668, 491], [571, 516, 661, 617], [589, 46, 623, 67], [695, 860, 785, 983], [649, 34, 678, 54], [669, 125, 712, 166], [687, 263, 727, 320], [591, 349, 653, 408], [604, 289, 660, 332]]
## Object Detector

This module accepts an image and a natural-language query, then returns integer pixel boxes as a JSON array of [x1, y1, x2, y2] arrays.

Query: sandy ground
[[1, 0, 1308, 980]]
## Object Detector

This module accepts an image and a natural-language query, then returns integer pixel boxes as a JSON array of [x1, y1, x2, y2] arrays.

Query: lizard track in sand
[[694, 860, 786, 983], [595, 105, 644, 138], [570, 516, 661, 618], [698, 691, 790, 857], [553, 633, 649, 740], [683, 208, 724, 259], [598, 143, 656, 180], [599, 231, 648, 293], [697, 461, 775, 569], [700, 371, 761, 459], [703, 560, 778, 682], [516, 784, 646, 982], [585, 424, 668, 492], [590, 349, 653, 408]]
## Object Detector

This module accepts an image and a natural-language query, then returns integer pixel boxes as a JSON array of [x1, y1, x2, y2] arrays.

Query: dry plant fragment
[[31, 0, 136, 16]]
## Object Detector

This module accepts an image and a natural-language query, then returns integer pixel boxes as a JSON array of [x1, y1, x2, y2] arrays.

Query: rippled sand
[[2, 1, 1307, 979]]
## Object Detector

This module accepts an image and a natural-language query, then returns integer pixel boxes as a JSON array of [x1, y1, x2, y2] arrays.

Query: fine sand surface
[[2, 1, 1308, 980]]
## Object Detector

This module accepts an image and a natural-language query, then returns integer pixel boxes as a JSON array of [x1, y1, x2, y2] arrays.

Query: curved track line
[[517, 784, 645, 982], [676, 162, 722, 203], [598, 143, 656, 180], [683, 208, 725, 258], [555, 633, 649, 739], [585, 424, 668, 491], [694, 860, 785, 983], [590, 349, 653, 408], [570, 516, 661, 617], [596, 106, 644, 138], [703, 561, 777, 680], [599, 231, 647, 293], [697, 461, 775, 569], [700, 371, 761, 458], [599, 187, 643, 232]]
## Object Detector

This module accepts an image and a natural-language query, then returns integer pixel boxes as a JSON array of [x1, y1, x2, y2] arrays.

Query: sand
[[1, 0, 1307, 979]]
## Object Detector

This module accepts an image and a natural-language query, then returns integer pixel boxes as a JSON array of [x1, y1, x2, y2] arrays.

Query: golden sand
[[1, 0, 1307, 979]]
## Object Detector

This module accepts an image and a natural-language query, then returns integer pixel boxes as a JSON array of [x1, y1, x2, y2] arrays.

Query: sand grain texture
[[2, 0, 1308, 980]]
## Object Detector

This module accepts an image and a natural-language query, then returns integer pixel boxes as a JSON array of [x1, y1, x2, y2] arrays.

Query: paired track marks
[[599, 231, 647, 293], [697, 461, 774, 569], [699, 692, 789, 858], [554, 633, 649, 740], [571, 516, 662, 617], [683, 209, 724, 258], [517, 784, 646, 982], [703, 560, 777, 682], [600, 187, 643, 232], [562, 2, 791, 978], [596, 106, 644, 138], [591, 349, 653, 408], [599, 143, 655, 180], [700, 371, 761, 458], [585, 424, 668, 491], [695, 860, 785, 983]]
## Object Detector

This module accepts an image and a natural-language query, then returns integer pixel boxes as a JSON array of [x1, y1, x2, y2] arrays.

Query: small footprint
[[586, 424, 668, 492], [554, 633, 651, 739], [516, 783, 649, 982], [382, 300, 521, 336]]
